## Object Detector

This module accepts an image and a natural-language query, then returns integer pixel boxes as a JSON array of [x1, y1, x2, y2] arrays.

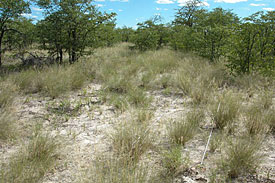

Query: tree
[[173, 0, 203, 27], [226, 11, 274, 75], [0, 0, 30, 67], [35, 0, 115, 63], [133, 16, 170, 51]]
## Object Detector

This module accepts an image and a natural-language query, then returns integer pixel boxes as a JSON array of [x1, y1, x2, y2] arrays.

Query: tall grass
[[80, 155, 149, 183], [111, 119, 152, 163], [210, 91, 240, 131], [0, 129, 60, 183], [168, 110, 204, 145], [217, 136, 263, 179]]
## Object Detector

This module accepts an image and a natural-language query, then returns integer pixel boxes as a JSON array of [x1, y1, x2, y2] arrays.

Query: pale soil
[[1, 82, 274, 183]]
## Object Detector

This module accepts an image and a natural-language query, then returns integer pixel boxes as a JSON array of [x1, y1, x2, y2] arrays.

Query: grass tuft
[[217, 136, 263, 179], [0, 128, 60, 183], [168, 110, 204, 146]]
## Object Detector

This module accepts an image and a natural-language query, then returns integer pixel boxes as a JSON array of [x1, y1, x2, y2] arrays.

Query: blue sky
[[26, 0, 275, 28]]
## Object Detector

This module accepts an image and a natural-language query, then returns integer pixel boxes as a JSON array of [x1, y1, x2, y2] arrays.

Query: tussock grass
[[80, 155, 148, 183], [168, 110, 204, 145], [217, 136, 263, 179], [111, 119, 152, 162], [210, 91, 240, 131], [12, 65, 87, 98], [0, 109, 16, 142], [0, 128, 60, 183], [161, 146, 188, 176]]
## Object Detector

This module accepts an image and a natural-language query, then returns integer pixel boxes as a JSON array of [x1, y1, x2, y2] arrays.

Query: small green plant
[[210, 91, 239, 131], [168, 110, 203, 145], [209, 132, 223, 153], [0, 127, 60, 183], [111, 120, 152, 162], [217, 136, 263, 179], [161, 146, 184, 175]]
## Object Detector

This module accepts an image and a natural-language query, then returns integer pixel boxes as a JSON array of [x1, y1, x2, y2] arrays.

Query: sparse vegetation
[[210, 91, 240, 131], [168, 110, 204, 145], [216, 136, 263, 179], [111, 118, 152, 162], [0, 128, 60, 183]]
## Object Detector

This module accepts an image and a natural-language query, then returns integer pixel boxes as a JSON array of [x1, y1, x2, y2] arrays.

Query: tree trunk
[[0, 30, 5, 68]]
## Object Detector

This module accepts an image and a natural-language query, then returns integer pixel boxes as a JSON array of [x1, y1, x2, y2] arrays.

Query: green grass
[[217, 136, 263, 179], [111, 118, 153, 163], [167, 110, 204, 146], [80, 155, 149, 183], [210, 91, 240, 131], [0, 129, 60, 183], [0, 109, 17, 142]]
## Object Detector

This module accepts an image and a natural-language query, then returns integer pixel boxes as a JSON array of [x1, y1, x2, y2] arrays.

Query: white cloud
[[164, 8, 169, 10], [96, 4, 104, 7], [109, 8, 114, 11], [156, 7, 161, 10], [250, 3, 266, 6], [263, 7, 275, 11], [156, 0, 174, 4], [118, 9, 123, 11], [215, 0, 247, 3], [95, 0, 105, 1]]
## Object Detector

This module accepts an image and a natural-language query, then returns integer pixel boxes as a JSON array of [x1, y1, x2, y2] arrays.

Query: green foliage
[[133, 16, 170, 51], [35, 0, 116, 63], [0, 0, 30, 67], [226, 11, 275, 75]]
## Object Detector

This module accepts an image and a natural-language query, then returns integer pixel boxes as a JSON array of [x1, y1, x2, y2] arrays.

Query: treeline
[[0, 0, 274, 76]]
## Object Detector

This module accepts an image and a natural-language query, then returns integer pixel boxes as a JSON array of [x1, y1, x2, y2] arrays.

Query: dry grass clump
[[244, 91, 274, 135], [12, 65, 87, 98], [168, 110, 204, 145], [0, 110, 17, 142], [210, 91, 240, 131], [111, 119, 152, 162], [0, 128, 60, 183], [0, 83, 18, 142], [80, 155, 148, 183], [216, 136, 263, 179]]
